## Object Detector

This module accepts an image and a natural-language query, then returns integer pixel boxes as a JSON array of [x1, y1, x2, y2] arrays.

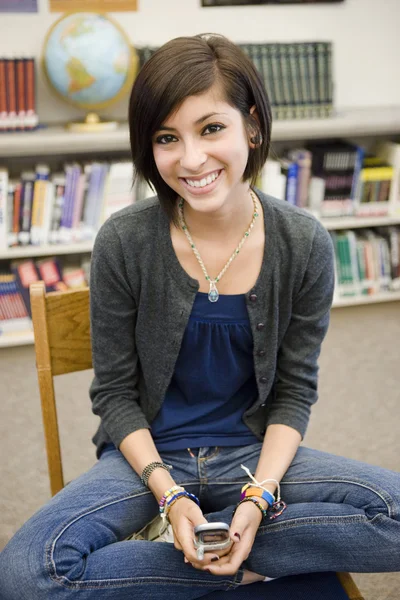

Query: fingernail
[[234, 532, 241, 541], [184, 557, 189, 563], [211, 556, 219, 562]]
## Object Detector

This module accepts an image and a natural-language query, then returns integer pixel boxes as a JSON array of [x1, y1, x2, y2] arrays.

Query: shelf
[[0, 330, 34, 348], [0, 241, 94, 260], [1, 290, 399, 348], [332, 290, 400, 308], [2, 106, 400, 157], [321, 215, 400, 230]]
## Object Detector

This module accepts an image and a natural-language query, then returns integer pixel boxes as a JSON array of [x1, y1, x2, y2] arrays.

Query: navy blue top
[[151, 292, 260, 451]]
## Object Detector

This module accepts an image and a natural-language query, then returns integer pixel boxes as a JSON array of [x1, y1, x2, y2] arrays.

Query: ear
[[248, 105, 262, 149]]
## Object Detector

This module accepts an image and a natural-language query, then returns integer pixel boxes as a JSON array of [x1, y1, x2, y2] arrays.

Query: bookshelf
[[1, 106, 400, 157], [1, 105, 400, 348]]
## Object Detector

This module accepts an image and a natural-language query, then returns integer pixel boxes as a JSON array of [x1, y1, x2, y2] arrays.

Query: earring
[[250, 133, 262, 145]]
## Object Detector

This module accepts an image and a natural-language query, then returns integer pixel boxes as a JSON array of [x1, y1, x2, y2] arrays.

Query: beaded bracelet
[[233, 497, 268, 520], [159, 485, 185, 511], [141, 461, 173, 487], [159, 487, 200, 522]]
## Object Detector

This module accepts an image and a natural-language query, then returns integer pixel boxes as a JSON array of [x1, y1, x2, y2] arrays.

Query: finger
[[203, 546, 247, 576]]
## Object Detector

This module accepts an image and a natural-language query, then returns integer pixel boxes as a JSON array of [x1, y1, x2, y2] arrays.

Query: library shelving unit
[[1, 105, 400, 348]]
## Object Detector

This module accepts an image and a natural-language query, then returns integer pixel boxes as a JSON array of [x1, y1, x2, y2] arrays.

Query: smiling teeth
[[185, 171, 220, 188]]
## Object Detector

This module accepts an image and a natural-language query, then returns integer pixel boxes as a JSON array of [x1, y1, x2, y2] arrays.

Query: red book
[[0, 59, 7, 130], [16, 58, 26, 130], [5, 58, 17, 130]]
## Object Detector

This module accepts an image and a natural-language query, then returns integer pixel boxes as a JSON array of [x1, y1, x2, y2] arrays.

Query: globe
[[42, 12, 138, 128]]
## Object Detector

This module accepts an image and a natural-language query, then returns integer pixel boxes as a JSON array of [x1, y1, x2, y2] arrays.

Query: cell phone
[[193, 522, 231, 560]]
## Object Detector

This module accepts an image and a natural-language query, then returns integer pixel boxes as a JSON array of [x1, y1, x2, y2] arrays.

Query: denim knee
[[0, 523, 57, 600]]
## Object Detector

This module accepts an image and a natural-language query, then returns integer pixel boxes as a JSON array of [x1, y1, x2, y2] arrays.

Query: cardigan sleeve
[[89, 219, 150, 450], [266, 221, 335, 439]]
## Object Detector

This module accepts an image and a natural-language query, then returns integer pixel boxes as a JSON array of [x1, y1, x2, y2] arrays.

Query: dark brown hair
[[129, 34, 272, 223]]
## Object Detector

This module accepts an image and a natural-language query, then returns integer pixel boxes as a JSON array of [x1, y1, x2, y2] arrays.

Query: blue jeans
[[0, 443, 399, 599]]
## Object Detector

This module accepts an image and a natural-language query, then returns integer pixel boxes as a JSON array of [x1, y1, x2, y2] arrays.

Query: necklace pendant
[[208, 281, 219, 303]]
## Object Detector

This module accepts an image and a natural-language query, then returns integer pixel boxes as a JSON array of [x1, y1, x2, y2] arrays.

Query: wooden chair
[[30, 281, 364, 600]]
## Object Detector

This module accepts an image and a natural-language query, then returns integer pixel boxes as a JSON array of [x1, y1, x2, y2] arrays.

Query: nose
[[179, 140, 207, 172]]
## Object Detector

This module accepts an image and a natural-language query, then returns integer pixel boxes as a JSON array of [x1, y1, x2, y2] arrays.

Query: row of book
[[2, 226, 400, 336], [0, 256, 89, 335], [330, 227, 400, 299], [137, 41, 333, 120], [262, 140, 400, 218], [0, 57, 39, 131], [0, 161, 152, 251]]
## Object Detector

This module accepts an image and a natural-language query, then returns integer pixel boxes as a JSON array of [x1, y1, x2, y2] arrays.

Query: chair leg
[[337, 572, 365, 600]]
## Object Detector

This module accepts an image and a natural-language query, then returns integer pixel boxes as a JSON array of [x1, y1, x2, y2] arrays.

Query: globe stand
[[67, 112, 118, 133]]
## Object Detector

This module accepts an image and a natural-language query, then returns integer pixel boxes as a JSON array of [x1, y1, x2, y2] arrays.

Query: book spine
[[18, 172, 36, 245], [315, 42, 327, 118], [25, 58, 38, 129], [5, 58, 17, 131], [297, 43, 310, 118], [288, 43, 302, 119], [285, 162, 299, 206], [11, 182, 22, 246], [260, 44, 275, 112], [16, 57, 26, 130], [306, 43, 318, 118], [326, 42, 333, 117], [30, 165, 50, 245], [269, 44, 284, 120], [0, 58, 7, 131], [0, 168, 8, 251], [7, 182, 15, 247], [279, 44, 292, 120]]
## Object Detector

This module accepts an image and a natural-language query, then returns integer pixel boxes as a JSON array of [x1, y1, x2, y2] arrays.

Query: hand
[[168, 498, 233, 570], [201, 500, 264, 577]]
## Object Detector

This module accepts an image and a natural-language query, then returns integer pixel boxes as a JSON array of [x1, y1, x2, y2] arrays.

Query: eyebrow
[[156, 112, 227, 132]]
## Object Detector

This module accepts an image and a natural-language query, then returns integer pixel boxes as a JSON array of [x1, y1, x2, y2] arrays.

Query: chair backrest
[[30, 281, 92, 497]]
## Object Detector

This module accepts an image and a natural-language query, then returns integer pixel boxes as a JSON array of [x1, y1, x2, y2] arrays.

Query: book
[[354, 157, 393, 217], [0, 167, 8, 250], [306, 141, 361, 217], [18, 171, 36, 245], [376, 141, 400, 216], [288, 148, 312, 208], [11, 259, 40, 316]]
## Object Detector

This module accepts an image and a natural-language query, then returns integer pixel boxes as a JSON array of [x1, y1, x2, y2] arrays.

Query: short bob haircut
[[129, 34, 272, 224]]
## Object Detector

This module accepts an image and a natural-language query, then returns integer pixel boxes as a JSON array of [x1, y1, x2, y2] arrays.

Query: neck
[[178, 183, 255, 243]]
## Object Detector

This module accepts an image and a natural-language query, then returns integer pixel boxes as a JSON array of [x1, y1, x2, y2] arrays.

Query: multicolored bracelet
[[159, 486, 200, 522], [241, 483, 275, 506]]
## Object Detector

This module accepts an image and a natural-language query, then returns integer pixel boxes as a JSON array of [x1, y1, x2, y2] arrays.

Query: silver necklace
[[178, 190, 259, 303]]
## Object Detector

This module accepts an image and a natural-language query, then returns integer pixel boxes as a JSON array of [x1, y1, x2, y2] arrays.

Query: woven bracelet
[[141, 461, 173, 487]]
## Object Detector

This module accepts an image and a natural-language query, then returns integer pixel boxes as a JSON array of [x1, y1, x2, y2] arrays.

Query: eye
[[203, 123, 225, 135], [155, 134, 178, 145]]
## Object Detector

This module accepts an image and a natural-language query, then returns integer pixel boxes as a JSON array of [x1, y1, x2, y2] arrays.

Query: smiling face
[[152, 85, 255, 216]]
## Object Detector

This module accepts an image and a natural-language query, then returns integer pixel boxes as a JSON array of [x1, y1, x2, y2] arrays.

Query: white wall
[[0, 0, 399, 125]]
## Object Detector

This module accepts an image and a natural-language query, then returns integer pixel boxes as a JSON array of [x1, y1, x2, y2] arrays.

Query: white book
[[0, 168, 9, 251], [101, 161, 134, 223], [261, 160, 286, 201]]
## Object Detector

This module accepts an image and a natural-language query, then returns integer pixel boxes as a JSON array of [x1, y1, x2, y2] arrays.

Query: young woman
[[1, 34, 399, 600]]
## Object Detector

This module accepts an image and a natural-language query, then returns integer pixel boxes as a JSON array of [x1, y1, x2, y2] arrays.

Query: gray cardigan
[[89, 189, 334, 458]]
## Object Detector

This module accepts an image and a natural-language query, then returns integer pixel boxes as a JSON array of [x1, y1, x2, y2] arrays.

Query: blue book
[[286, 161, 299, 206]]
